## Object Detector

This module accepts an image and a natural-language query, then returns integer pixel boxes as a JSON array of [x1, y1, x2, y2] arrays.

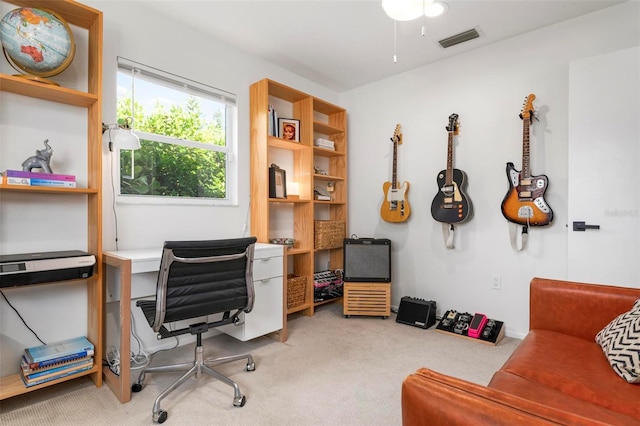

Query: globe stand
[[10, 73, 60, 86]]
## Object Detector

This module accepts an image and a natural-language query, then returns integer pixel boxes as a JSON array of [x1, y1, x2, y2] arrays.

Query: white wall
[[340, 1, 640, 338]]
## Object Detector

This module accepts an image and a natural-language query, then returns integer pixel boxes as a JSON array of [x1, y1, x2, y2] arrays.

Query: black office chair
[[131, 237, 257, 424]]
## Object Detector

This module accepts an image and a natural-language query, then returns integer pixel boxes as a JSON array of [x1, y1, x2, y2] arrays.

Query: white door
[[567, 46, 639, 287]]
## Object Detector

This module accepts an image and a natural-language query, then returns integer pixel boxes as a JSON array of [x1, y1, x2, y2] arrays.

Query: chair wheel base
[[233, 395, 246, 407], [131, 383, 143, 393], [246, 361, 256, 371], [154, 410, 168, 423]]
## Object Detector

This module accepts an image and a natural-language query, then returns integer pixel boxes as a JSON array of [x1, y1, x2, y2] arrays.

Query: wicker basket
[[287, 274, 307, 309], [314, 220, 345, 249]]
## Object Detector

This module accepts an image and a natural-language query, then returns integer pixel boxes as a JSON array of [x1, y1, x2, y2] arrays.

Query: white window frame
[[115, 57, 238, 206]]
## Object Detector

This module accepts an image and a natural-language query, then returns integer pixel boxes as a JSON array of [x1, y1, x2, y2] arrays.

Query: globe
[[0, 7, 75, 83]]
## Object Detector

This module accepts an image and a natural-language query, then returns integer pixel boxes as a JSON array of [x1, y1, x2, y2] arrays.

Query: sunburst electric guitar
[[381, 124, 411, 222], [431, 113, 472, 224], [501, 94, 553, 226]]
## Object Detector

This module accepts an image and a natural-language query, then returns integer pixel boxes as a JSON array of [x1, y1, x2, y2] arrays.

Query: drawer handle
[[260, 279, 271, 283]]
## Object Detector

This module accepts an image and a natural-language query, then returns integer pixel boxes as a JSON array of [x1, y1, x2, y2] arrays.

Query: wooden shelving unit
[[250, 79, 347, 321], [0, 0, 103, 400]]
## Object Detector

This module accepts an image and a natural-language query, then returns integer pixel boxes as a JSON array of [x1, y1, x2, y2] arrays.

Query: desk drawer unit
[[219, 244, 283, 341]]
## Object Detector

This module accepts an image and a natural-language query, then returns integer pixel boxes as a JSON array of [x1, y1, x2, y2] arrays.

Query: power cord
[[106, 346, 121, 375], [0, 290, 46, 345], [130, 314, 150, 369]]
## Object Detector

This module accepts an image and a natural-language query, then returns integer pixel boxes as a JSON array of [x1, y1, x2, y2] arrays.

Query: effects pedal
[[467, 313, 488, 338]]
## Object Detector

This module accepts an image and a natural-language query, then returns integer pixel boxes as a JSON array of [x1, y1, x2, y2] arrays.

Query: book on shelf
[[268, 105, 278, 137], [30, 178, 76, 188], [24, 336, 94, 365], [21, 353, 93, 374], [22, 357, 93, 381], [4, 169, 76, 182], [268, 104, 274, 136], [5, 176, 30, 186], [5, 177, 77, 188], [21, 360, 93, 387], [314, 138, 335, 150]]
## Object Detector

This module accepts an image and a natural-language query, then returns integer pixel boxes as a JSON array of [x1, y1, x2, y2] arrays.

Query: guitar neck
[[392, 140, 398, 189], [522, 115, 531, 179], [445, 132, 454, 185]]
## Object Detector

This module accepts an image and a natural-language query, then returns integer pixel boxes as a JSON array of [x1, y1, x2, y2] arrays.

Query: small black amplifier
[[396, 297, 437, 329]]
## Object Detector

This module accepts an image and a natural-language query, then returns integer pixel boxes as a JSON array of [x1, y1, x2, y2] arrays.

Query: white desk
[[102, 243, 285, 403]]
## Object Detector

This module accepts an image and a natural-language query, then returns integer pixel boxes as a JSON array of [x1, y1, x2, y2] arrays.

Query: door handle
[[572, 221, 600, 231]]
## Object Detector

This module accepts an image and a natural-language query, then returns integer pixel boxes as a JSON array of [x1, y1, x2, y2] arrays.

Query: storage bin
[[287, 274, 307, 309], [314, 220, 345, 249]]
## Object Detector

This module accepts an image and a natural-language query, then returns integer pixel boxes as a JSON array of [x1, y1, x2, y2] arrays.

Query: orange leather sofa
[[402, 277, 640, 425]]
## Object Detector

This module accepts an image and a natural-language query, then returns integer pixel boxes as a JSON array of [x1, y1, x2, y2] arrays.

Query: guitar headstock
[[447, 114, 459, 135], [391, 124, 402, 145], [520, 94, 536, 121]]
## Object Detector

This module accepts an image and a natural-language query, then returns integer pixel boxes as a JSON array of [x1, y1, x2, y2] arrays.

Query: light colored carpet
[[0, 303, 520, 425]]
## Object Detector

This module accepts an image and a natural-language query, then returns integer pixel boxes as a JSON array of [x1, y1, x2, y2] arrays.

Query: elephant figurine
[[22, 139, 53, 173]]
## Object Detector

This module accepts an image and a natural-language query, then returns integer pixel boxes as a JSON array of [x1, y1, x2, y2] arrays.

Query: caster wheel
[[131, 383, 143, 393], [233, 395, 246, 407], [345, 315, 350, 318], [154, 410, 168, 424], [246, 361, 256, 371]]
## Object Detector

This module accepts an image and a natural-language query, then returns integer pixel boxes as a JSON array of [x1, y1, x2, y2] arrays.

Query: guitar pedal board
[[436, 309, 504, 345]]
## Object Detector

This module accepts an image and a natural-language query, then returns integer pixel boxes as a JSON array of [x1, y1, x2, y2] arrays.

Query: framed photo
[[269, 165, 287, 199], [278, 118, 300, 142]]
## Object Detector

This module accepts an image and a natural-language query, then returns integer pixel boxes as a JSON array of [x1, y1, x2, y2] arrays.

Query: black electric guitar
[[500, 94, 553, 226], [430, 114, 472, 223], [381, 124, 411, 222]]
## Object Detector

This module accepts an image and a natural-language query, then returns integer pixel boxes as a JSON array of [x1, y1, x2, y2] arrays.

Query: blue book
[[24, 357, 93, 381], [21, 363, 92, 387], [25, 336, 94, 364], [29, 178, 76, 188], [21, 353, 93, 373]]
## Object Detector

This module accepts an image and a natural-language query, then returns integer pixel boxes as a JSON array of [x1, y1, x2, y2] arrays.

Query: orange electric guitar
[[500, 94, 553, 226], [381, 124, 411, 222]]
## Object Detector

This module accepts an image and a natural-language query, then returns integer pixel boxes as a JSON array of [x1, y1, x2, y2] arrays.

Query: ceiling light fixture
[[383, 1, 448, 62], [382, 0, 434, 21], [424, 2, 448, 17], [382, 0, 448, 21]]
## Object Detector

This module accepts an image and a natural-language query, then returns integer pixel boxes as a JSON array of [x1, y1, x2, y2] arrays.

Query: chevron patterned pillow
[[595, 298, 640, 384]]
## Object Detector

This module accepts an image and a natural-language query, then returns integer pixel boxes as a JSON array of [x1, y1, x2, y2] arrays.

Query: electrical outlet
[[491, 275, 502, 290]]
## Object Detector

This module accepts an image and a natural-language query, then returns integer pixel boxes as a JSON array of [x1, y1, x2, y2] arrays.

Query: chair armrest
[[529, 277, 640, 340], [402, 368, 605, 426]]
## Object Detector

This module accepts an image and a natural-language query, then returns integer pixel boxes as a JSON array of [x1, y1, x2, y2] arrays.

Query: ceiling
[[144, 0, 625, 92]]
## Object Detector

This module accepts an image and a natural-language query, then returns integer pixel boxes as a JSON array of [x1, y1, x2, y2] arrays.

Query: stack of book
[[268, 104, 278, 137], [20, 336, 94, 387], [314, 138, 335, 150], [3, 170, 76, 188]]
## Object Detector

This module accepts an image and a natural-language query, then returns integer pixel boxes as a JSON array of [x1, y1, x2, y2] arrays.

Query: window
[[116, 58, 237, 205]]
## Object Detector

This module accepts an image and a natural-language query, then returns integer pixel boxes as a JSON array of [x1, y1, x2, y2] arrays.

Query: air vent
[[438, 28, 480, 48]]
